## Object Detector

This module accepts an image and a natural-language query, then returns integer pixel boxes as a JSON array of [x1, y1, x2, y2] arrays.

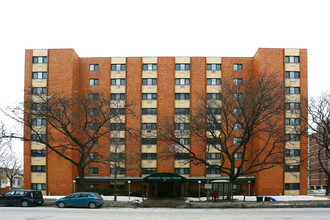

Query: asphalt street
[[1, 207, 330, 220]]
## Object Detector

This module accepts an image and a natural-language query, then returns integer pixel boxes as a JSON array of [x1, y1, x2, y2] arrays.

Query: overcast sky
[[0, 0, 329, 154]]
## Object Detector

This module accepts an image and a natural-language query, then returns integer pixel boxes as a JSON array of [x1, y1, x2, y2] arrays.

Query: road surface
[[1, 207, 330, 219]]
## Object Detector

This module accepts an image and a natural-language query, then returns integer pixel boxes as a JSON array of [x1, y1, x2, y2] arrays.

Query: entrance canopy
[[143, 172, 186, 182]]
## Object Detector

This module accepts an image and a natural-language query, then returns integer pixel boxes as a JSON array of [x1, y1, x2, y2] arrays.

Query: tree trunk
[[326, 174, 330, 196], [114, 171, 118, 201], [78, 167, 85, 192]]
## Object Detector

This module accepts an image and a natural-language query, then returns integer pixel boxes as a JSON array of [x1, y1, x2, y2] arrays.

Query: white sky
[[0, 0, 329, 155]]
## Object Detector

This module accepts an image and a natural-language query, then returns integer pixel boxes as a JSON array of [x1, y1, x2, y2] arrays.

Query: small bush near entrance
[[187, 188, 207, 197]]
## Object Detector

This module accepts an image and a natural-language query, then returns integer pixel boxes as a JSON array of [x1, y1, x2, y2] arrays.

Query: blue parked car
[[55, 192, 104, 208]]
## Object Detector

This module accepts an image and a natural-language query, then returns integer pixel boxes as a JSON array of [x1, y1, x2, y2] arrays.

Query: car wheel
[[58, 202, 66, 208], [21, 200, 30, 207], [89, 202, 96, 209]]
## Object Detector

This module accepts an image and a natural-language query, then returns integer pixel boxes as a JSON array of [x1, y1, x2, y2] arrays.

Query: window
[[31, 166, 46, 172], [32, 87, 47, 95], [89, 152, 98, 160], [31, 183, 46, 190], [234, 123, 242, 130], [89, 123, 98, 131], [233, 137, 242, 145], [89, 79, 99, 86], [142, 93, 157, 100], [207, 108, 221, 115], [285, 71, 300, 79], [285, 56, 300, 63], [111, 79, 125, 85], [175, 78, 190, 85], [206, 167, 221, 174], [234, 93, 243, 100], [88, 138, 98, 145], [233, 64, 243, 71], [175, 108, 190, 115], [31, 134, 46, 142], [110, 93, 125, 100], [207, 138, 219, 145], [142, 64, 157, 70], [32, 118, 46, 126], [111, 64, 126, 71], [207, 93, 221, 100], [32, 102, 46, 111], [89, 167, 98, 175], [89, 93, 99, 100], [234, 152, 243, 159], [89, 64, 99, 71], [175, 138, 190, 145], [142, 138, 157, 145], [285, 149, 300, 157], [110, 123, 125, 130], [285, 134, 300, 141], [285, 165, 300, 172], [142, 123, 157, 130], [142, 108, 157, 115], [175, 168, 189, 175], [89, 184, 98, 189], [207, 78, 221, 85], [142, 78, 157, 85], [207, 153, 221, 159], [207, 64, 221, 71], [175, 64, 190, 71], [31, 150, 46, 157], [233, 184, 242, 189], [175, 153, 190, 160], [111, 138, 125, 145], [234, 108, 243, 115], [142, 153, 157, 160], [32, 56, 47, 64], [88, 108, 98, 116], [207, 123, 219, 130], [234, 167, 242, 174], [32, 72, 47, 79], [286, 103, 300, 111], [142, 168, 157, 174], [285, 87, 300, 94], [175, 93, 190, 100], [285, 118, 300, 126], [175, 123, 190, 130], [110, 108, 125, 115], [110, 153, 125, 160], [233, 78, 243, 85], [285, 183, 300, 190], [111, 168, 126, 174]]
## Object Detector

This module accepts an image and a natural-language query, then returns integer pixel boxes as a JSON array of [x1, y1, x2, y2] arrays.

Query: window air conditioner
[[180, 100, 185, 103], [180, 160, 185, 163], [36, 173, 41, 176], [212, 160, 216, 164], [36, 157, 41, 161], [147, 145, 151, 148], [37, 79, 42, 82], [147, 130, 151, 133], [180, 70, 185, 74], [290, 141, 295, 144], [212, 70, 216, 74], [116, 70, 120, 74], [147, 70, 152, 74], [180, 85, 185, 88], [116, 85, 120, 89], [290, 63, 295, 67], [290, 79, 295, 82]]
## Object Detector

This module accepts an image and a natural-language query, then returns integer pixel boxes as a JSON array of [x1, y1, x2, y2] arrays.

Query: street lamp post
[[128, 180, 131, 201], [73, 180, 76, 193], [198, 181, 201, 201]]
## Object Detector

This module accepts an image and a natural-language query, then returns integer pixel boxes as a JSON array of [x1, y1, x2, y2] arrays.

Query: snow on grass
[[186, 195, 330, 202]]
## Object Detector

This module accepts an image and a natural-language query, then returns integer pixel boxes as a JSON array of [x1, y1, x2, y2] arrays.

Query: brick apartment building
[[309, 133, 329, 190], [24, 48, 308, 196]]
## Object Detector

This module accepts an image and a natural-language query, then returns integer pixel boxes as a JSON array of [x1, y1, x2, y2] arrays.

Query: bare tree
[[1, 149, 23, 189], [159, 73, 285, 194], [2, 93, 135, 191], [305, 91, 330, 195]]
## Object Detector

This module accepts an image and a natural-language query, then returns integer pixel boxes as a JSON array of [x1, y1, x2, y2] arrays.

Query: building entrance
[[143, 172, 186, 198]]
